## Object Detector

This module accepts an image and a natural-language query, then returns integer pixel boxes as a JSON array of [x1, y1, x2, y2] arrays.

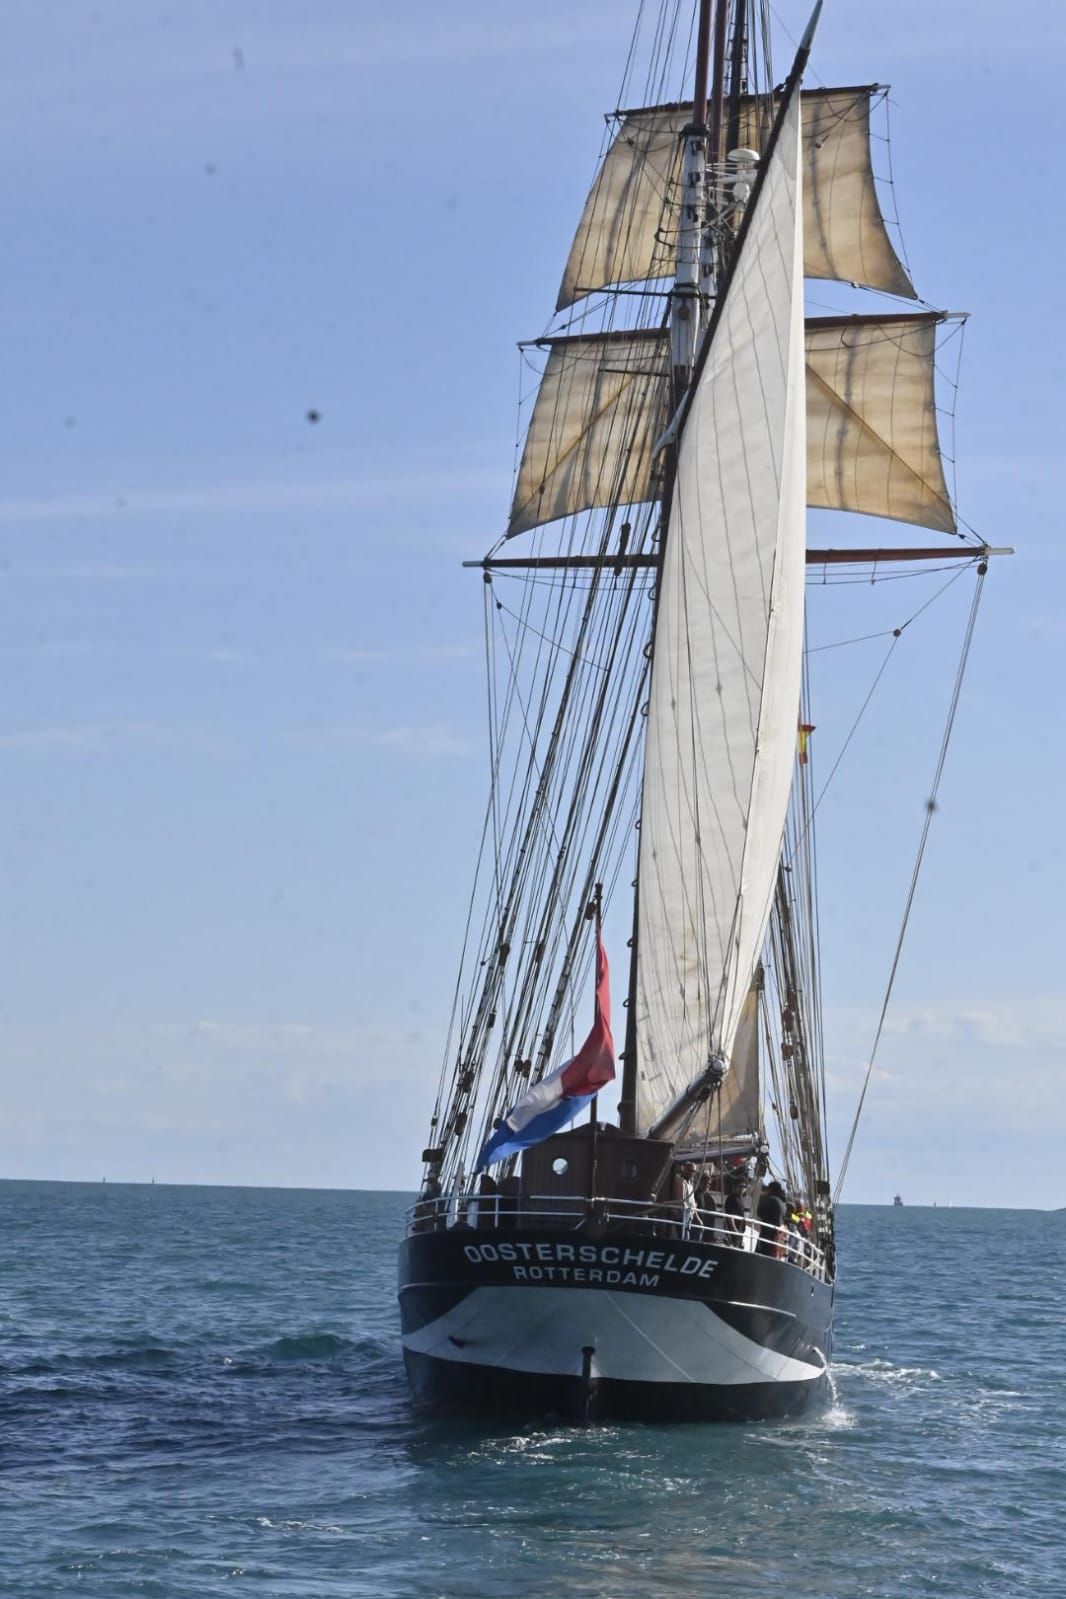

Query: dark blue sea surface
[[1, 1183, 1062, 1598]]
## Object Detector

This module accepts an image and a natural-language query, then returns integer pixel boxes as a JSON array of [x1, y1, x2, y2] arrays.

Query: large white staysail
[[633, 88, 807, 1136]]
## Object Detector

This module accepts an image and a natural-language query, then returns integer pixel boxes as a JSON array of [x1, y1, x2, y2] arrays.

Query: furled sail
[[633, 86, 806, 1136], [558, 87, 913, 310], [508, 314, 953, 538], [666, 981, 762, 1147], [717, 982, 762, 1140]]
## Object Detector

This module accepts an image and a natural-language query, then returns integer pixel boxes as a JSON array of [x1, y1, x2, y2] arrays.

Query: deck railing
[[405, 1190, 828, 1282]]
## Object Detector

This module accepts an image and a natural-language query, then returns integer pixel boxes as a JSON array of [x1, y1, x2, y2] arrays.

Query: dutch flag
[[477, 932, 616, 1169]]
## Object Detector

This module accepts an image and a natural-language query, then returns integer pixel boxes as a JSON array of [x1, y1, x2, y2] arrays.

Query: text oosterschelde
[[461, 1240, 717, 1287]]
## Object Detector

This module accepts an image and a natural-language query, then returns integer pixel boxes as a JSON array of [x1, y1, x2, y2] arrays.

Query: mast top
[[691, 0, 715, 125]]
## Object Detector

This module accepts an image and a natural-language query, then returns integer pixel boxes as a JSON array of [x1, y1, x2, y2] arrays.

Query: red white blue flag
[[477, 932, 615, 1169]]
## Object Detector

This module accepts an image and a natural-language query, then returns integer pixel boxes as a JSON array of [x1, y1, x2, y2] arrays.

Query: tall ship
[[398, 0, 1001, 1422]]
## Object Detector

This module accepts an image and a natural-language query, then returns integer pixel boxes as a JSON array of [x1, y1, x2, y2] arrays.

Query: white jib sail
[[634, 88, 807, 1137]]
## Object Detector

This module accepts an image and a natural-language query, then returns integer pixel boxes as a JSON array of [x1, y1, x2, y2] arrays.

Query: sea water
[[1, 1182, 1062, 1598]]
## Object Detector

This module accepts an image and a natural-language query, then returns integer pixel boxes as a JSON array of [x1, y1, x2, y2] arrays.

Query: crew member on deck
[[788, 1200, 813, 1261], [678, 1162, 698, 1238], [414, 1176, 442, 1233], [756, 1179, 788, 1257], [724, 1177, 748, 1240], [695, 1167, 720, 1226]]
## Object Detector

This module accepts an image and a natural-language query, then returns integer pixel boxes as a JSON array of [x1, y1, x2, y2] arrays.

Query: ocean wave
[[820, 1403, 856, 1429], [254, 1515, 346, 1535], [259, 1332, 364, 1361], [224, 1331, 397, 1370], [832, 1356, 942, 1390], [817, 1371, 856, 1428], [5, 1340, 179, 1376], [83, 1341, 178, 1371], [5, 1330, 397, 1381]]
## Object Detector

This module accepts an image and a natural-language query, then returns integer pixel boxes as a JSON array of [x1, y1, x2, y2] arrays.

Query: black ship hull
[[399, 1222, 833, 1424]]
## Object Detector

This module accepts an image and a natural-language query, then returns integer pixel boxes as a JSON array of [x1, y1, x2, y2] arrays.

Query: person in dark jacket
[[756, 1179, 788, 1257], [723, 1177, 748, 1241]]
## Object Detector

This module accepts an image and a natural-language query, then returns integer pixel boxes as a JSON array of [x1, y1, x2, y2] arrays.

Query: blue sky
[[1, 1, 1062, 1205]]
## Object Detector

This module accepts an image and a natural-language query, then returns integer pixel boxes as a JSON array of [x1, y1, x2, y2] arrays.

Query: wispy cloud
[[25, 564, 164, 583], [0, 721, 238, 756], [195, 1020, 317, 1046], [30, 639, 120, 660], [881, 999, 1066, 1052], [826, 996, 1066, 1054], [167, 645, 255, 667], [320, 648, 391, 665], [284, 722, 475, 758], [0, 1014, 435, 1172], [0, 715, 475, 759], [822, 996, 1066, 1132], [0, 468, 504, 527], [17, 639, 255, 666], [321, 643, 477, 667], [111, 1018, 432, 1108], [191, 1018, 424, 1056]]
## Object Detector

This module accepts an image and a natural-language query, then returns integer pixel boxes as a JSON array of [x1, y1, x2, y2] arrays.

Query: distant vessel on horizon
[[893, 1194, 903, 1207]]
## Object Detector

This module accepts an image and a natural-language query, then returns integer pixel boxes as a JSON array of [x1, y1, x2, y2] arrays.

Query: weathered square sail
[[805, 313, 955, 532], [558, 87, 913, 310], [507, 313, 954, 539], [508, 330, 670, 539]]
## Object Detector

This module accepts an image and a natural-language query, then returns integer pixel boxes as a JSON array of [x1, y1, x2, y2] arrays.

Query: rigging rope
[[833, 565, 987, 1201]]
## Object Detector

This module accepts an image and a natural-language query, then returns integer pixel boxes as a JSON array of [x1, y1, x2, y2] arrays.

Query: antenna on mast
[[725, 0, 749, 159], [693, 0, 714, 120], [707, 0, 730, 173], [669, 0, 718, 399]]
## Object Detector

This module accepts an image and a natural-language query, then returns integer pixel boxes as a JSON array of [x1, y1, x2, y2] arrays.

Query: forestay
[[633, 87, 806, 1136], [558, 87, 913, 310], [507, 314, 953, 538]]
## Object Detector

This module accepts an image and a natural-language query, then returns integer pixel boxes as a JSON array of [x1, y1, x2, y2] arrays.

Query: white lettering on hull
[[511, 1265, 662, 1287], [462, 1241, 717, 1284]]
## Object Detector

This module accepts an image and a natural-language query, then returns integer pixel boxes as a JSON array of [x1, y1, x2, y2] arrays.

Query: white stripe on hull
[[403, 1285, 825, 1387]]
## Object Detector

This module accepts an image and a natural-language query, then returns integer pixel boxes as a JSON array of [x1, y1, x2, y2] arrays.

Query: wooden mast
[[619, 0, 720, 1137], [668, 0, 716, 397], [725, 0, 749, 158], [707, 0, 730, 172]]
